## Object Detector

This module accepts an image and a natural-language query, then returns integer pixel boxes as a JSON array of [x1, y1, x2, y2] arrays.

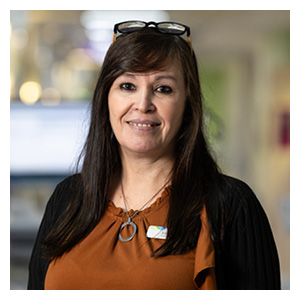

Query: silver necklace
[[118, 179, 170, 242]]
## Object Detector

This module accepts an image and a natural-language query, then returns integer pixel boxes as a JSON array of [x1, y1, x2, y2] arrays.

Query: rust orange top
[[45, 187, 216, 290]]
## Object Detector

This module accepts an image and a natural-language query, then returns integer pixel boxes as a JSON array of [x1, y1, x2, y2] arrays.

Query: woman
[[28, 21, 280, 290]]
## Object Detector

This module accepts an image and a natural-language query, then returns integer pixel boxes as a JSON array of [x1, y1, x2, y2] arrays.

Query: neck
[[111, 149, 174, 210], [121, 149, 174, 185]]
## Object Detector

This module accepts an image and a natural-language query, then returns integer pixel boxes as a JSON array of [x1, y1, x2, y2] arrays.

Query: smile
[[127, 121, 161, 128]]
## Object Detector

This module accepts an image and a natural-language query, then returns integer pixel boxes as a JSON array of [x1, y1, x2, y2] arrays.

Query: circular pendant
[[118, 220, 137, 242]]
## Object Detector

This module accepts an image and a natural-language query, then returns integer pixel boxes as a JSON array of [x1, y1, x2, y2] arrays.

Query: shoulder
[[218, 174, 259, 212], [206, 174, 264, 233], [51, 173, 83, 200], [223, 175, 266, 219], [55, 173, 82, 191], [47, 173, 83, 220], [221, 174, 256, 198]]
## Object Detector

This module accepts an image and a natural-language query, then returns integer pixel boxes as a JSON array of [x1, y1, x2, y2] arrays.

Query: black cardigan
[[27, 174, 281, 290]]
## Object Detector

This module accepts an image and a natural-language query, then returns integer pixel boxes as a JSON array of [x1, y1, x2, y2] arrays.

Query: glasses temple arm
[[112, 32, 117, 44], [187, 36, 193, 54]]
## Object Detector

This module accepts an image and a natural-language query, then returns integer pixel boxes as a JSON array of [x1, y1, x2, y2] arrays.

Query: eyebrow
[[154, 75, 177, 82], [122, 72, 178, 82]]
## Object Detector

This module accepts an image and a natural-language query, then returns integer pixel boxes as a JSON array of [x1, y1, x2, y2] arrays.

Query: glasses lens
[[157, 23, 186, 35], [118, 21, 146, 33]]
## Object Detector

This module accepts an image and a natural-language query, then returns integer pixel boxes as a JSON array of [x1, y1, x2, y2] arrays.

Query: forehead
[[120, 60, 184, 81]]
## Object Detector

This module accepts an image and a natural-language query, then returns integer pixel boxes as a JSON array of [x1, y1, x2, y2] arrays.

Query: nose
[[133, 87, 156, 113]]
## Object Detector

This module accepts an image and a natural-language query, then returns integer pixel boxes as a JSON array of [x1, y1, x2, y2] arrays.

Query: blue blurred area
[[10, 103, 89, 175]]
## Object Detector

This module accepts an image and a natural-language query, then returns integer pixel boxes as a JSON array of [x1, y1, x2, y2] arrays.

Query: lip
[[126, 119, 161, 130]]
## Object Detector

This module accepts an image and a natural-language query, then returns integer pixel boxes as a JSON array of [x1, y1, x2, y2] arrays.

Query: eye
[[156, 85, 173, 94], [120, 82, 136, 91]]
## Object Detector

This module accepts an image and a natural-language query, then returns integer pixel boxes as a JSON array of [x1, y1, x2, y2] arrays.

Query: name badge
[[146, 225, 168, 240]]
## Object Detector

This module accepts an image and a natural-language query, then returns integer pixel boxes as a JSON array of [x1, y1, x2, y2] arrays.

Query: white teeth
[[128, 122, 157, 127]]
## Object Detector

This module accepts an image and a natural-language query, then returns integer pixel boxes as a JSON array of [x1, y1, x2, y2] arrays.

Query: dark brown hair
[[43, 28, 221, 259]]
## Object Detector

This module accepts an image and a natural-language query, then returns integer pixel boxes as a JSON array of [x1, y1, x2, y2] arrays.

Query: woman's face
[[108, 61, 186, 158]]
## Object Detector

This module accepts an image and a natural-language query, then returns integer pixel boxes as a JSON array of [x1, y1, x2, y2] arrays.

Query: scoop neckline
[[107, 185, 171, 219]]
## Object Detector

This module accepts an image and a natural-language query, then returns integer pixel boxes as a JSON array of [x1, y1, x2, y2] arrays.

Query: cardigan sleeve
[[212, 176, 281, 289], [27, 194, 53, 290], [27, 174, 81, 290]]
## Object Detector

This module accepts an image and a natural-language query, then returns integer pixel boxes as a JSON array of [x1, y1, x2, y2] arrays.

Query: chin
[[121, 141, 162, 155], [128, 146, 159, 154]]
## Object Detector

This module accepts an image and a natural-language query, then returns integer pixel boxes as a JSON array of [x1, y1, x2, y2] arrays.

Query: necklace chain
[[118, 178, 170, 242]]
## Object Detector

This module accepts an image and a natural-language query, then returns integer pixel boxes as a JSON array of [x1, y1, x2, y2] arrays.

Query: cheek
[[108, 98, 115, 124], [108, 93, 122, 124], [108, 100, 120, 134], [163, 101, 186, 134]]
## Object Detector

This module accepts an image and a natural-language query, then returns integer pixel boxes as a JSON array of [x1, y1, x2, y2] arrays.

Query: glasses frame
[[112, 20, 193, 53]]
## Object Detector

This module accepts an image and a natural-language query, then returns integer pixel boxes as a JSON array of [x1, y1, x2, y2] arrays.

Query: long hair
[[43, 28, 222, 259]]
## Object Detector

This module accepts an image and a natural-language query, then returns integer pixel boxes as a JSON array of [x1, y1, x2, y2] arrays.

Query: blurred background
[[10, 10, 290, 289]]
